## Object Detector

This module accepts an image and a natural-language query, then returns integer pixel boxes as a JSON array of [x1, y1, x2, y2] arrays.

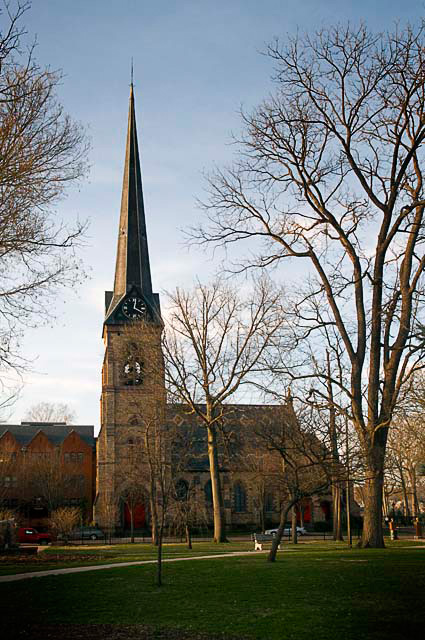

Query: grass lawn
[[1, 539, 424, 639], [0, 540, 256, 575]]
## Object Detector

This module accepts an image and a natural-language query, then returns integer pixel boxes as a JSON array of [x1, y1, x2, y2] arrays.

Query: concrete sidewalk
[[0, 550, 266, 583]]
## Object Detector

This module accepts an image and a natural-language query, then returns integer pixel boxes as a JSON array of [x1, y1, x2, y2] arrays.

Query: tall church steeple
[[105, 84, 159, 322]]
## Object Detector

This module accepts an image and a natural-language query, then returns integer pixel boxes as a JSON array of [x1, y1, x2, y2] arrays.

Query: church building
[[95, 85, 334, 533]]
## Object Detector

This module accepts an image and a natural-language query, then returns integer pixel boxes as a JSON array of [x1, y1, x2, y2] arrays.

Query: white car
[[265, 526, 307, 536]]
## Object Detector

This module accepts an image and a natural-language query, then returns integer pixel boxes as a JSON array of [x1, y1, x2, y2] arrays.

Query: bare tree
[[194, 23, 425, 547], [49, 506, 81, 541], [95, 490, 117, 542], [24, 402, 76, 424], [170, 478, 209, 549], [254, 402, 333, 562], [386, 415, 425, 520], [144, 409, 177, 586], [163, 278, 286, 543], [235, 433, 281, 533], [26, 451, 67, 512], [115, 442, 147, 543], [0, 2, 89, 370]]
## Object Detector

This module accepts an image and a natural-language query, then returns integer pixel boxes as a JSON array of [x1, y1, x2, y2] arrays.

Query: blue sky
[[6, 0, 424, 429]]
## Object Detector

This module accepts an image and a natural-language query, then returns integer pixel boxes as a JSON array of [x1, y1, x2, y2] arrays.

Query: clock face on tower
[[122, 296, 147, 319]]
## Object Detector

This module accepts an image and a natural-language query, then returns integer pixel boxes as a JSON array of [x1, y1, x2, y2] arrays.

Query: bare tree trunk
[[409, 468, 419, 518], [260, 488, 266, 532], [260, 506, 265, 533], [406, 466, 419, 519], [157, 525, 163, 587], [150, 495, 159, 546], [207, 424, 227, 543], [268, 503, 292, 562], [346, 480, 352, 547], [291, 507, 298, 544], [327, 352, 343, 541], [345, 420, 352, 547], [130, 507, 134, 544], [185, 524, 192, 549], [399, 469, 411, 519], [332, 485, 338, 539], [382, 485, 389, 519], [299, 505, 305, 530], [332, 484, 343, 541], [359, 458, 385, 548]]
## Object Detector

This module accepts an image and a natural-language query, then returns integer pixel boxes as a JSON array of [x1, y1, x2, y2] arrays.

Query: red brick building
[[0, 422, 96, 529]]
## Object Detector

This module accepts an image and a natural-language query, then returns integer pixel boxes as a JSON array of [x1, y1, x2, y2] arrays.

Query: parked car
[[68, 526, 105, 541], [265, 526, 307, 536], [18, 527, 52, 545]]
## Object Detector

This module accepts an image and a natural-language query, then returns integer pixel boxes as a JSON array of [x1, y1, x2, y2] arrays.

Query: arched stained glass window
[[175, 479, 189, 501]]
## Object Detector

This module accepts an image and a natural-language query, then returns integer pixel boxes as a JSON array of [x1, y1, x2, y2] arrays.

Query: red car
[[18, 527, 51, 545]]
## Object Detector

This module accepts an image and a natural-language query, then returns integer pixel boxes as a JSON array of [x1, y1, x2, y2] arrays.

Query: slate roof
[[166, 403, 292, 473], [105, 84, 160, 324], [0, 423, 95, 448]]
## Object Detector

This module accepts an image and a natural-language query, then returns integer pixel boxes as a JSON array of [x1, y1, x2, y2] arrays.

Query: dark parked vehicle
[[18, 527, 52, 545], [265, 526, 307, 536], [68, 526, 105, 540]]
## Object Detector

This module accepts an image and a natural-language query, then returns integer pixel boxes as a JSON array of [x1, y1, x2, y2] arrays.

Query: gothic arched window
[[175, 479, 189, 501], [122, 342, 144, 386], [204, 479, 213, 506], [265, 493, 274, 512], [233, 482, 247, 513]]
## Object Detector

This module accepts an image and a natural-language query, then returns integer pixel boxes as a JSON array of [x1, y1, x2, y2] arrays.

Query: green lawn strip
[[0, 538, 420, 576], [1, 546, 424, 640], [0, 541, 254, 575]]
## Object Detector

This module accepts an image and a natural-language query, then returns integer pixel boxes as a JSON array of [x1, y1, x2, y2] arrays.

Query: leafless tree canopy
[[163, 278, 287, 543], [24, 402, 76, 424], [0, 2, 89, 370], [193, 22, 425, 547], [164, 278, 286, 415]]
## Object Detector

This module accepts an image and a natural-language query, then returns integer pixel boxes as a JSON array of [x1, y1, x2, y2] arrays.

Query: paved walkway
[[0, 550, 266, 583]]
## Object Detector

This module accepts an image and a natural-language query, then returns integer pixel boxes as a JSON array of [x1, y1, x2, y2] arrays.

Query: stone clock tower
[[95, 84, 165, 530]]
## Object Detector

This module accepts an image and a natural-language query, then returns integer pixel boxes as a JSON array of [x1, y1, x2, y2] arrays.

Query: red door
[[124, 503, 146, 529]]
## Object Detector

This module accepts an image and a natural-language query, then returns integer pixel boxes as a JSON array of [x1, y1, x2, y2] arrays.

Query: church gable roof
[[0, 423, 95, 448]]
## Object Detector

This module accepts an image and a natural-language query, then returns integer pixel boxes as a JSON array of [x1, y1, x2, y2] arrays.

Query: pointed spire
[[112, 83, 153, 303]]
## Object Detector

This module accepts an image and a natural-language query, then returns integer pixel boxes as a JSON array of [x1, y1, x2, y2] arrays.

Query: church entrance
[[123, 503, 146, 529]]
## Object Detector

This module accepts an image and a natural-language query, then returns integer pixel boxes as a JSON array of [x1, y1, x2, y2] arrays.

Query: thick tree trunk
[[359, 465, 385, 548], [207, 424, 227, 543]]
